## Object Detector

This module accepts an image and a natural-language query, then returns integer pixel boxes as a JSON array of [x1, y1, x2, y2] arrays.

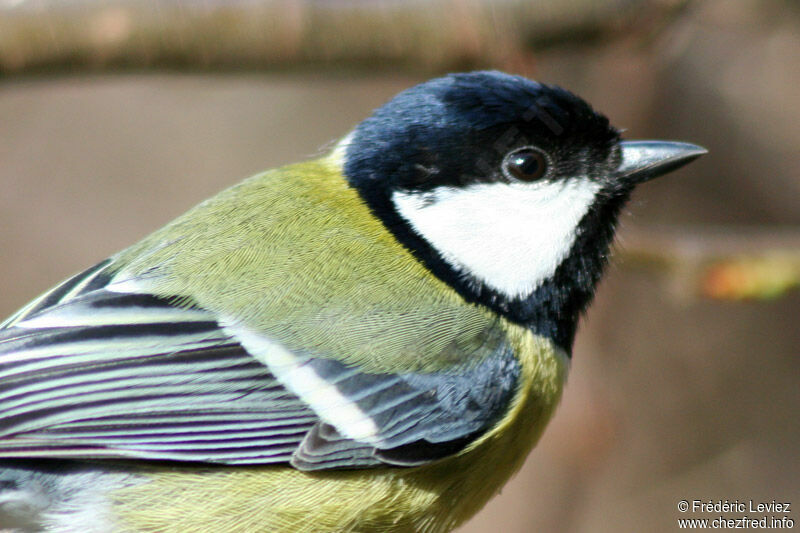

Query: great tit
[[0, 71, 705, 532]]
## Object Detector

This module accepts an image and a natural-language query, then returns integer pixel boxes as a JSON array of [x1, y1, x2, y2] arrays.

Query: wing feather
[[0, 260, 519, 469]]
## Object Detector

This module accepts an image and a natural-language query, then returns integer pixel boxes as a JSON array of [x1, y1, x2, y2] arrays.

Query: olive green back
[[113, 155, 502, 374]]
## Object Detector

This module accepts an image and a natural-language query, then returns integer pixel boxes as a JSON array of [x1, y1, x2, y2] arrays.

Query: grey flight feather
[[0, 260, 520, 469]]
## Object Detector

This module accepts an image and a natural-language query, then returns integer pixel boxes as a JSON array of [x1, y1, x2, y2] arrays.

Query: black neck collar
[[347, 180, 629, 355]]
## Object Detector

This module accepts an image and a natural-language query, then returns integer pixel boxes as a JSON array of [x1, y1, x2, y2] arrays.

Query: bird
[[0, 71, 705, 532]]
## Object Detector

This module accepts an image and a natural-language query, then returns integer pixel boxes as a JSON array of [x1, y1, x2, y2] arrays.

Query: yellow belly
[[112, 327, 567, 533]]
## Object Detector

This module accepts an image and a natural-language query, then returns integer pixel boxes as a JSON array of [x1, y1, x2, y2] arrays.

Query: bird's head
[[343, 71, 705, 352]]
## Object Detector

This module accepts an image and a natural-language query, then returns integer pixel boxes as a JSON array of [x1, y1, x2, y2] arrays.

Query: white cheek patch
[[392, 179, 601, 299]]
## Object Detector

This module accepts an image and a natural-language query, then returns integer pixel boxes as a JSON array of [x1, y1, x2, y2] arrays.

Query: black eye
[[502, 148, 548, 182]]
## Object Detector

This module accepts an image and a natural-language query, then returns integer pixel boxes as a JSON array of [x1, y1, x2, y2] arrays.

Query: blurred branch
[[619, 227, 800, 301], [0, 0, 687, 76]]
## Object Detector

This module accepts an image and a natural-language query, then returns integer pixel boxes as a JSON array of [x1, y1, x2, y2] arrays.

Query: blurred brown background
[[0, 0, 798, 531]]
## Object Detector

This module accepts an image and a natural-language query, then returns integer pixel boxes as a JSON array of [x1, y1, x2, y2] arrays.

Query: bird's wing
[[0, 259, 518, 470]]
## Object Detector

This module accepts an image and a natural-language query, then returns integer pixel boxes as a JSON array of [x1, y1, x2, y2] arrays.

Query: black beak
[[617, 141, 707, 184]]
